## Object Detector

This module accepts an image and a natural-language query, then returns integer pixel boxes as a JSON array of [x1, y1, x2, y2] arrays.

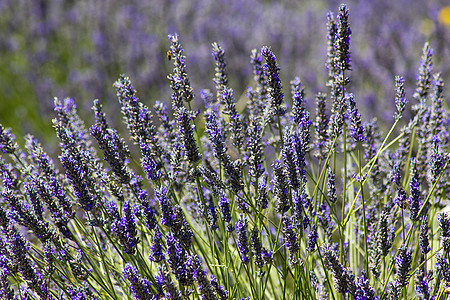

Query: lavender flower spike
[[438, 212, 450, 252], [177, 105, 201, 165], [156, 265, 182, 300], [192, 255, 217, 300], [6, 225, 48, 298], [155, 186, 175, 228], [322, 245, 356, 295], [327, 167, 337, 203], [212, 42, 229, 103], [210, 274, 229, 300], [166, 232, 194, 286], [395, 245, 412, 287], [408, 157, 421, 221], [168, 33, 194, 108], [107, 200, 140, 255], [282, 134, 301, 190], [250, 228, 264, 269], [149, 227, 164, 263], [326, 12, 338, 81], [90, 99, 132, 184], [419, 215, 430, 255], [261, 46, 284, 118], [25, 135, 73, 218], [291, 77, 306, 125], [236, 215, 250, 264], [282, 215, 299, 265], [335, 4, 352, 73], [413, 42, 433, 102], [314, 92, 329, 159], [347, 94, 366, 142], [0, 124, 17, 154], [272, 160, 289, 213], [123, 263, 153, 300], [394, 76, 407, 120]]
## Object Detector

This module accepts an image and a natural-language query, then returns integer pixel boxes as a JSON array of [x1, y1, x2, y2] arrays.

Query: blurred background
[[0, 0, 449, 147]]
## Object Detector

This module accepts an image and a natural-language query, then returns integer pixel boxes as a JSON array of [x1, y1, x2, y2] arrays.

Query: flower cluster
[[0, 4, 449, 300]]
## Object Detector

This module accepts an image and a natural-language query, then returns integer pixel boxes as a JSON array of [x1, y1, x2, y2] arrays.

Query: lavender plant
[[1, 4, 450, 300], [2, 0, 450, 140]]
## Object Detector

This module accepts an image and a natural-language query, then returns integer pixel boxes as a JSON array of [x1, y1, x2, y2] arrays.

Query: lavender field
[[0, 1, 450, 299]]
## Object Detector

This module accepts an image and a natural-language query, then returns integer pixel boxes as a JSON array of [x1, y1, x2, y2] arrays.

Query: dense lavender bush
[[1, 0, 450, 138], [1, 4, 450, 300]]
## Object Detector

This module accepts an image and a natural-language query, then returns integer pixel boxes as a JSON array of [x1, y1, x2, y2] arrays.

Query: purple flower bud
[[257, 181, 268, 211], [114, 75, 161, 157], [221, 87, 245, 149], [291, 77, 306, 125], [282, 215, 299, 264], [140, 142, 161, 181], [415, 269, 433, 300], [250, 228, 264, 269], [394, 187, 408, 209], [354, 272, 378, 300], [282, 134, 302, 190], [5, 225, 48, 298], [205, 108, 243, 192], [436, 253, 450, 283], [210, 274, 228, 300], [430, 136, 447, 184]]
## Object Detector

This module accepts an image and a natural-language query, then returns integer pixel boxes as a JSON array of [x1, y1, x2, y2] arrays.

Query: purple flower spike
[[261, 46, 284, 117], [168, 33, 194, 107], [282, 215, 299, 264], [394, 76, 407, 120], [107, 200, 140, 255], [272, 160, 289, 214], [395, 245, 412, 287], [236, 215, 250, 264], [123, 263, 153, 300], [0, 124, 17, 154], [414, 42, 433, 102], [347, 94, 366, 143]]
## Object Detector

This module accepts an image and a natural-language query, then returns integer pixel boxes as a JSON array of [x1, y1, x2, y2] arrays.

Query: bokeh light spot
[[439, 6, 450, 26]]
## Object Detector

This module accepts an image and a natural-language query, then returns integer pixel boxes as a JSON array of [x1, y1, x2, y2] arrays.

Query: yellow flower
[[439, 6, 450, 26]]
